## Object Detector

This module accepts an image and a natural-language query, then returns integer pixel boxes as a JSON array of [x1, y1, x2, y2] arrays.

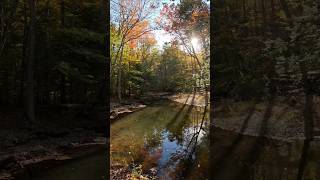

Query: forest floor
[[0, 106, 107, 179]]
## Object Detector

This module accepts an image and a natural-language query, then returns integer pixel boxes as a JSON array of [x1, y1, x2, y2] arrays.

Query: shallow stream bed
[[111, 100, 320, 180], [12, 100, 320, 180]]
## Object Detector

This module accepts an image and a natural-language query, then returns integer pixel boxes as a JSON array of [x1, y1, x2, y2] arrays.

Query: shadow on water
[[165, 93, 196, 144], [209, 96, 275, 180], [166, 93, 194, 128], [208, 62, 320, 180], [111, 94, 210, 179], [111, 92, 320, 179]]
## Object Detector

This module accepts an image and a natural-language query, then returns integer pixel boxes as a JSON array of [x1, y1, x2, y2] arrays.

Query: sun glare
[[191, 37, 201, 52]]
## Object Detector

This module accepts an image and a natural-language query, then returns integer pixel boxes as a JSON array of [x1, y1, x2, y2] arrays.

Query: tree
[[24, 0, 36, 122], [158, 0, 210, 103], [110, 0, 157, 102]]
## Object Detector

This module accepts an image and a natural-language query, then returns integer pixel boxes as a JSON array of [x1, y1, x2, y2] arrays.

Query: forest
[[1, 0, 320, 179], [109, 0, 320, 179], [0, 0, 107, 114], [0, 0, 108, 179], [213, 0, 320, 99], [210, 0, 320, 180], [110, 0, 210, 103], [110, 0, 211, 179]]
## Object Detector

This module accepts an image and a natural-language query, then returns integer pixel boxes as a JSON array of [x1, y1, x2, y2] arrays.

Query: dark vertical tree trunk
[[279, 0, 292, 22], [0, 1, 17, 56], [24, 0, 36, 122], [96, 0, 108, 105], [254, 0, 258, 35], [318, 0, 320, 25], [60, 75, 66, 103], [242, 0, 246, 17], [20, 1, 28, 107], [270, 0, 276, 32], [59, 0, 66, 104], [261, 0, 266, 26], [60, 0, 65, 26], [44, 0, 50, 104]]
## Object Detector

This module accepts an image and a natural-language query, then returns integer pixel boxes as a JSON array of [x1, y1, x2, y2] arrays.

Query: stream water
[[15, 101, 320, 179], [111, 100, 320, 180], [14, 146, 107, 180], [111, 101, 210, 179]]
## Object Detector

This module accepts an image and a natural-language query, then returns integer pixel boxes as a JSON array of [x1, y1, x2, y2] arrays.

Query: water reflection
[[208, 95, 320, 180], [111, 100, 320, 180], [110, 101, 209, 179]]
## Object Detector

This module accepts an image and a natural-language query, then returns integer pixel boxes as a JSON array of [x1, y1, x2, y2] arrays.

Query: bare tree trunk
[[24, 0, 36, 122], [117, 46, 124, 102]]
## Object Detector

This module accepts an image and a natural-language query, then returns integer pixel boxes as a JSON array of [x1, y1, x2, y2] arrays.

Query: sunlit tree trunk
[[117, 46, 124, 102]]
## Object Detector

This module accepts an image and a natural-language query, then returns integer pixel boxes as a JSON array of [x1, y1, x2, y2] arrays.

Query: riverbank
[[167, 92, 209, 107], [0, 105, 107, 179], [166, 93, 320, 141], [110, 92, 174, 121], [213, 96, 320, 141], [0, 130, 107, 179]]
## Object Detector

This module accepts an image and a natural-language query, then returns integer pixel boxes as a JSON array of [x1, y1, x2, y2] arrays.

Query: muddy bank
[[110, 92, 173, 121], [213, 96, 320, 142], [0, 105, 107, 179], [110, 103, 146, 122], [167, 94, 320, 142], [12, 143, 106, 180], [0, 131, 106, 179], [168, 93, 209, 107]]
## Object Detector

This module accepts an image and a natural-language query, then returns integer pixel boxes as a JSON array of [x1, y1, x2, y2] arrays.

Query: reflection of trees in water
[[143, 129, 163, 150], [166, 94, 195, 145], [164, 104, 209, 179]]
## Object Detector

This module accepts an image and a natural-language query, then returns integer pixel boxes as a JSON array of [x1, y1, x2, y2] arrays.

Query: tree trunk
[[59, 0, 67, 103], [117, 46, 124, 102], [24, 0, 36, 122], [242, 0, 246, 17], [60, 75, 66, 103], [96, 0, 108, 105], [261, 0, 267, 33], [60, 0, 65, 26], [279, 0, 292, 22]]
